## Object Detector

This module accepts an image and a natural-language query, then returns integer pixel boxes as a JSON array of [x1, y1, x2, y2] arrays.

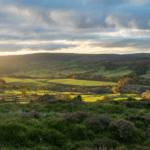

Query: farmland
[[44, 78, 117, 86]]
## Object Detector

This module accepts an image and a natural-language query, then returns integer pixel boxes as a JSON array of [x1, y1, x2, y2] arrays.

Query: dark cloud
[[91, 38, 150, 49]]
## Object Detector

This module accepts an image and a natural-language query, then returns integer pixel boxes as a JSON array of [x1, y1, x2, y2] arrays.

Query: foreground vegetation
[[0, 97, 150, 150]]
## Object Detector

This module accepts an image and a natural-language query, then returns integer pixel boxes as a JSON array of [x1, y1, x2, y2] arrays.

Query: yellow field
[[46, 78, 117, 86]]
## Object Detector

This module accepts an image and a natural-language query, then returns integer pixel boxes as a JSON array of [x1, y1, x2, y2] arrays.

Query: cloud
[[0, 0, 150, 54], [91, 38, 150, 49], [0, 42, 77, 52]]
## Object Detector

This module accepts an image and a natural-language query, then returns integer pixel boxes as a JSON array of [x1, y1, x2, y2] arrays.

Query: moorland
[[0, 53, 150, 150]]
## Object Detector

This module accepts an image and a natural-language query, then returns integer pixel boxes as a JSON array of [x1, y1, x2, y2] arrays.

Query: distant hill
[[0, 53, 150, 76]]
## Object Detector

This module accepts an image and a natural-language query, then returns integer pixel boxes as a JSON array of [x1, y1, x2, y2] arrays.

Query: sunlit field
[[45, 78, 117, 86], [3, 77, 53, 87]]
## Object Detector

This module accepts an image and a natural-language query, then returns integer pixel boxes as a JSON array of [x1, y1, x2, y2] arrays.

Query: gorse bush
[[67, 124, 88, 141], [19, 110, 41, 119], [109, 119, 138, 143], [146, 125, 150, 139], [125, 115, 150, 128], [84, 114, 111, 133], [0, 123, 28, 148], [93, 138, 120, 150], [120, 101, 150, 108], [42, 128, 65, 147], [60, 111, 91, 124]]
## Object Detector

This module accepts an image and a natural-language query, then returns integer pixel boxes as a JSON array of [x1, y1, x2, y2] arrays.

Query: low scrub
[[120, 101, 150, 108], [19, 110, 41, 119], [59, 111, 91, 124], [109, 119, 138, 143], [125, 115, 150, 127], [84, 114, 111, 133]]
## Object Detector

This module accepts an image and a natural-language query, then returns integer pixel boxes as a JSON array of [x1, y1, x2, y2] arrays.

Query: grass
[[45, 78, 117, 86], [93, 66, 132, 77], [14, 67, 87, 77], [3, 77, 53, 87]]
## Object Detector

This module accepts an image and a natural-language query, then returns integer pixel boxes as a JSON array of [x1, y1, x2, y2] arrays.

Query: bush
[[73, 95, 83, 101], [127, 97, 136, 101], [0, 123, 28, 147], [71, 141, 93, 150], [112, 86, 120, 94], [109, 119, 138, 143], [67, 124, 88, 141], [20, 88, 27, 97], [37, 94, 55, 102], [125, 115, 150, 128], [120, 101, 150, 109], [146, 125, 150, 139], [30, 93, 38, 96], [60, 111, 91, 124], [19, 110, 41, 119], [133, 145, 150, 150], [142, 90, 150, 100], [93, 138, 119, 150], [30, 110, 41, 119], [26, 128, 43, 143], [42, 128, 65, 147], [84, 115, 111, 133], [62, 94, 71, 101], [102, 95, 111, 101]]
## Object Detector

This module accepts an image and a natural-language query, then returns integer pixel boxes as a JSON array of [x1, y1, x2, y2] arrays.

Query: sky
[[0, 0, 150, 55]]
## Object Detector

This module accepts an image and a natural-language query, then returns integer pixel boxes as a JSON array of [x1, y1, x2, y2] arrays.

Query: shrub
[[62, 94, 71, 101], [30, 93, 38, 96], [0, 123, 28, 147], [20, 88, 27, 97], [133, 145, 150, 150], [102, 95, 111, 101], [67, 124, 88, 141], [26, 128, 43, 143], [120, 101, 150, 109], [112, 86, 120, 94], [73, 95, 83, 101], [42, 128, 65, 147], [37, 94, 55, 102], [127, 97, 136, 101], [71, 141, 93, 150], [143, 139, 150, 146], [72, 88, 78, 92], [30, 110, 41, 119], [142, 90, 150, 100], [84, 115, 111, 133], [93, 138, 119, 150], [19, 110, 41, 119], [60, 111, 91, 124], [125, 115, 150, 128], [109, 119, 138, 143], [146, 125, 150, 139]]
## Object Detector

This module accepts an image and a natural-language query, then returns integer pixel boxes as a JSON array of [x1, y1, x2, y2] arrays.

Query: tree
[[112, 86, 120, 94], [132, 65, 148, 75], [20, 88, 27, 97]]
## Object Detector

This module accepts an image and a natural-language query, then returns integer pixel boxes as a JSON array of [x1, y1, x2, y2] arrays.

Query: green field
[[93, 66, 132, 77], [3, 77, 53, 87], [45, 78, 117, 86]]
